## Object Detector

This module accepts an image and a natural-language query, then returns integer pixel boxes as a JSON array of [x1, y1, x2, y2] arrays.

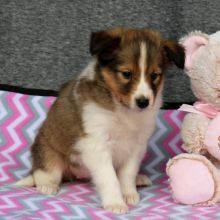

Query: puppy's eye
[[121, 71, 132, 80], [151, 72, 160, 81]]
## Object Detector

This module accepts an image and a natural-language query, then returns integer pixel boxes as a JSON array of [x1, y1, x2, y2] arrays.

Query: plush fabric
[[168, 156, 216, 205], [179, 102, 220, 161], [1, 90, 220, 219], [166, 31, 220, 206]]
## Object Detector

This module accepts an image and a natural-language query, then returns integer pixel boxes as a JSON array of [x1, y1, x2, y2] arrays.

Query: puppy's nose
[[135, 96, 149, 109]]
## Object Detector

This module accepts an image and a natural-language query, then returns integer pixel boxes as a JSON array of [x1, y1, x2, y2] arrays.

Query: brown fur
[[76, 77, 115, 111], [92, 28, 184, 107], [30, 27, 185, 181], [31, 78, 115, 175], [31, 80, 85, 172]]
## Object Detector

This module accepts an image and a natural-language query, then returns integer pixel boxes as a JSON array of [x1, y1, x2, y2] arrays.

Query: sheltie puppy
[[16, 28, 185, 214]]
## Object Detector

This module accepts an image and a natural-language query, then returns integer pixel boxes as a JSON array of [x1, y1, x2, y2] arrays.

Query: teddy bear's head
[[181, 31, 220, 108]]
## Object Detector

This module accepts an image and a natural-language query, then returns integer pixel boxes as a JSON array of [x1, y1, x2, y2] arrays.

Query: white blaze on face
[[131, 42, 153, 109]]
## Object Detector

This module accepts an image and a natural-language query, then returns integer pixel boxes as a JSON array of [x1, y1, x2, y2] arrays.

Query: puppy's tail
[[15, 175, 35, 187]]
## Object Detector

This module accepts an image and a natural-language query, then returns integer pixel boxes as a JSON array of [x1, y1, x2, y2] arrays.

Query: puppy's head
[[90, 28, 185, 110]]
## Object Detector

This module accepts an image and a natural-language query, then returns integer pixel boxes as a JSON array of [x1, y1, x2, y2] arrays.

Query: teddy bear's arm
[[181, 113, 210, 154]]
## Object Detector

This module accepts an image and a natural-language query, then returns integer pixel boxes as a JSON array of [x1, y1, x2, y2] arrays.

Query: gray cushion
[[1, 0, 220, 103]]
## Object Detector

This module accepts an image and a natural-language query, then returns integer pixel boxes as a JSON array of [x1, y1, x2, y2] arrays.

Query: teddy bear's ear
[[180, 31, 209, 71]]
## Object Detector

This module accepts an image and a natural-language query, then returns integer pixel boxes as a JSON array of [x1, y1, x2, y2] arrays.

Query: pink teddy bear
[[166, 31, 220, 205]]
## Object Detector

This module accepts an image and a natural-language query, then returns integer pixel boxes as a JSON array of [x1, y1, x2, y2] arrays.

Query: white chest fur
[[76, 101, 159, 170]]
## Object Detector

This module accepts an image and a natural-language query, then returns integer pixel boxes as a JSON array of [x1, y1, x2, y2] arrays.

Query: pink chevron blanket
[[0, 90, 219, 219]]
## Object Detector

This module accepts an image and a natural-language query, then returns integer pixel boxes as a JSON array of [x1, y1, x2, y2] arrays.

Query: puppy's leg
[[32, 147, 64, 195], [136, 174, 152, 187], [79, 139, 128, 214], [118, 147, 146, 206], [33, 168, 62, 195]]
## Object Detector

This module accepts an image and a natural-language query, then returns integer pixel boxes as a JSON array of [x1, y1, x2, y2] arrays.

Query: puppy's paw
[[104, 202, 128, 214], [123, 192, 140, 205], [136, 174, 152, 187], [37, 184, 59, 195]]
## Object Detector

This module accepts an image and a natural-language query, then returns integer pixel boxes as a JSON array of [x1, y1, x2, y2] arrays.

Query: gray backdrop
[[1, 0, 220, 103]]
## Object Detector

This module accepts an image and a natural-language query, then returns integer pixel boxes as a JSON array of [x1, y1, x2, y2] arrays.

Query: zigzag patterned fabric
[[0, 90, 220, 219]]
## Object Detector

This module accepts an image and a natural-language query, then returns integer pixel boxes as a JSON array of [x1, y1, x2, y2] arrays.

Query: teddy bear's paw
[[167, 154, 219, 205]]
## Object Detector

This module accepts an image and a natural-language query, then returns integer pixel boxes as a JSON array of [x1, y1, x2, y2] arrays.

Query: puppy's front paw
[[136, 174, 152, 187], [104, 202, 128, 214], [37, 184, 59, 195], [123, 192, 140, 205]]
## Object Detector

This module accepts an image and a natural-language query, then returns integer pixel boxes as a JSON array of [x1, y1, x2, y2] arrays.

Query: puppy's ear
[[163, 40, 185, 69], [90, 30, 121, 62], [180, 32, 208, 71]]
